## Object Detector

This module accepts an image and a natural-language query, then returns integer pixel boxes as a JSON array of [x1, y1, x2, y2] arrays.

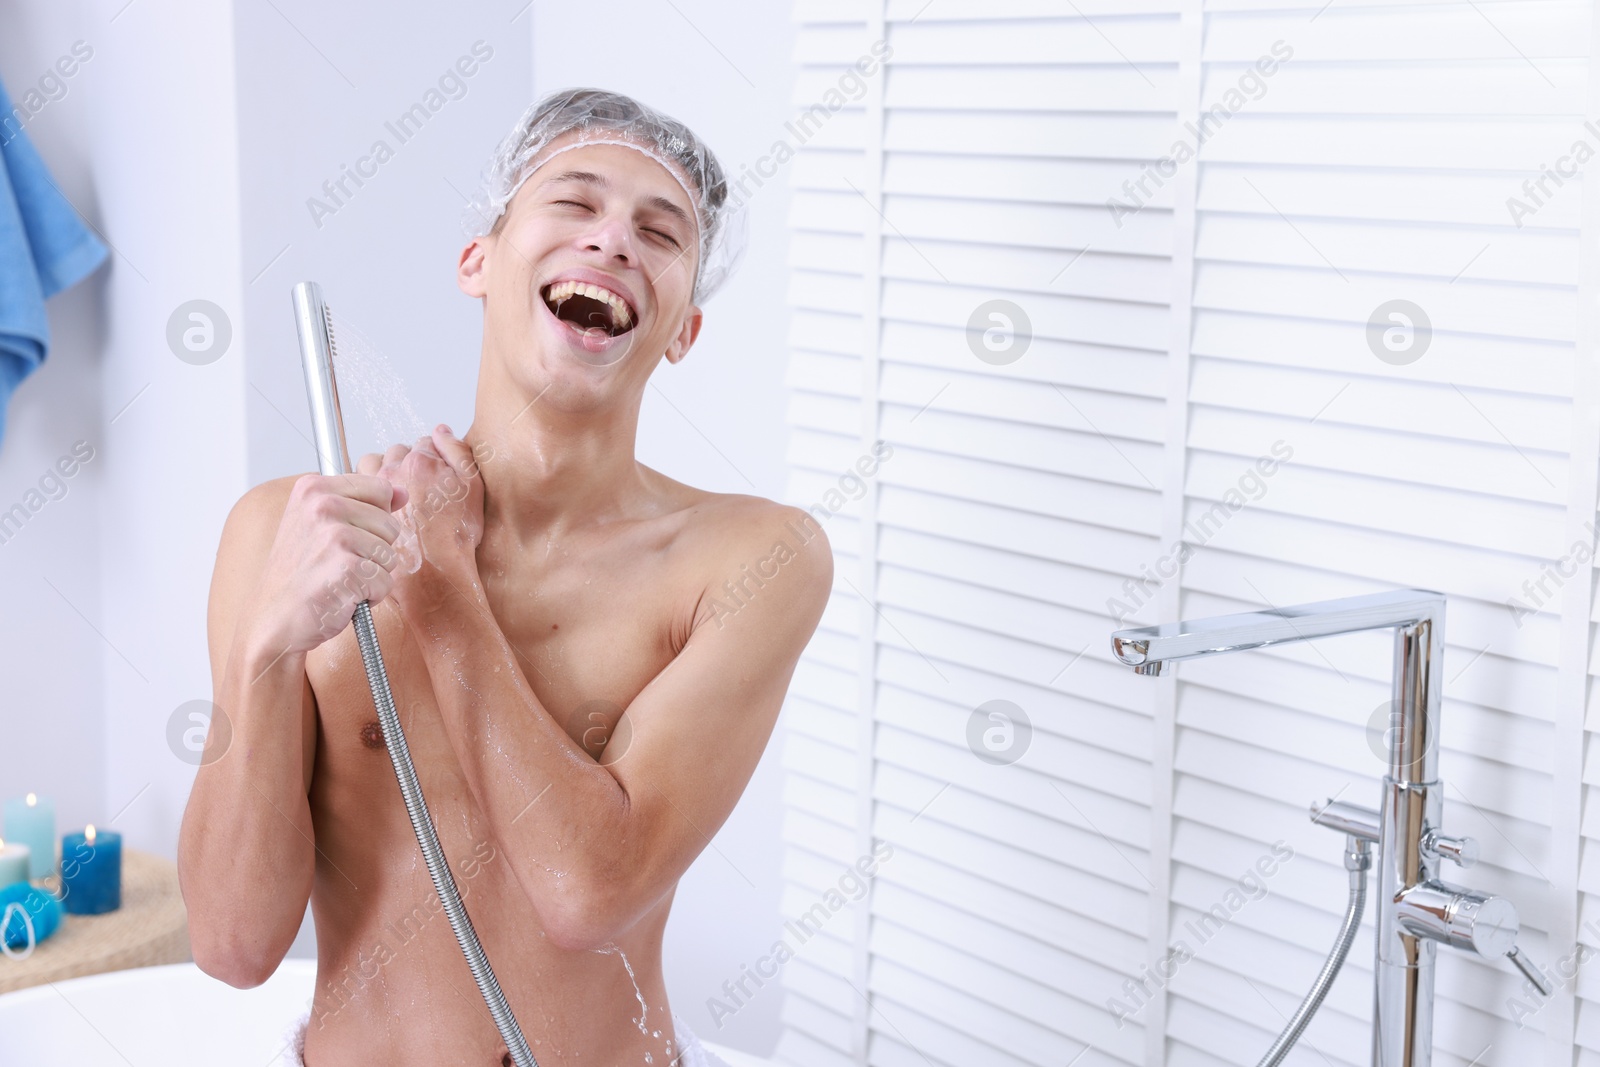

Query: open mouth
[[540, 279, 637, 338]]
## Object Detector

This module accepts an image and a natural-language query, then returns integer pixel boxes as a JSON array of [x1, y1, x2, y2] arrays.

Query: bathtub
[[0, 959, 770, 1066]]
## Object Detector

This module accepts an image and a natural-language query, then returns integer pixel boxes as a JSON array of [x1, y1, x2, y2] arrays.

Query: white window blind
[[777, 2, 1600, 1066]]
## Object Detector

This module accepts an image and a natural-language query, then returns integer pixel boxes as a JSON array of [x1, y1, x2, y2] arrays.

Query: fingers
[[370, 444, 414, 510], [325, 473, 401, 512], [346, 526, 406, 575], [314, 474, 407, 536], [431, 424, 477, 475], [322, 492, 405, 545], [317, 529, 399, 613], [345, 429, 473, 520]]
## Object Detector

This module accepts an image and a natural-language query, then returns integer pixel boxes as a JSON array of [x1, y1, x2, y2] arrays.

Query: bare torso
[[298, 468, 742, 1067]]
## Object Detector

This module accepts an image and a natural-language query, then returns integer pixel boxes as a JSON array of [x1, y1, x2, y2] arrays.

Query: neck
[[464, 360, 649, 546]]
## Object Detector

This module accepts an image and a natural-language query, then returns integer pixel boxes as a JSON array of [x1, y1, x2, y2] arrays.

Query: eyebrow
[[538, 169, 694, 230]]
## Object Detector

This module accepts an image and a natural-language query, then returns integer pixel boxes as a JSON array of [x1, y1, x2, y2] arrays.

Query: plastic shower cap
[[463, 87, 746, 306]]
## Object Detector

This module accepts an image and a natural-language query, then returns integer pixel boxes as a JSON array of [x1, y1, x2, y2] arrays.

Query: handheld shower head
[[290, 281, 353, 478]]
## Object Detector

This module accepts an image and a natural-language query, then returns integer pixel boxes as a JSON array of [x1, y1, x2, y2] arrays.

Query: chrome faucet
[[1111, 589, 1550, 1066]]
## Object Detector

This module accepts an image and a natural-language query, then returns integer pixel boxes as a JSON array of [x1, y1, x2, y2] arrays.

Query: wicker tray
[[0, 848, 191, 995]]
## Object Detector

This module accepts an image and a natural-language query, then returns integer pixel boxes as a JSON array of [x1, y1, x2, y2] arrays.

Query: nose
[[579, 209, 636, 266]]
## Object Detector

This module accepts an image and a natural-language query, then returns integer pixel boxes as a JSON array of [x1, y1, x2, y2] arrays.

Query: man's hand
[[250, 471, 411, 657], [359, 425, 485, 622]]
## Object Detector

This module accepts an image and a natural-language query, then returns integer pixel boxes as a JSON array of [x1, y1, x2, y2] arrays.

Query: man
[[177, 88, 831, 1067]]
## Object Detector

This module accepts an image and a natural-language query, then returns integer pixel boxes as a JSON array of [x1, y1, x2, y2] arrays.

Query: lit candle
[[59, 824, 121, 915], [0, 839, 30, 887], [2, 793, 55, 878]]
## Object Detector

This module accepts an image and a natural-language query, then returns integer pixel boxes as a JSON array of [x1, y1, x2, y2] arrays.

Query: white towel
[[282, 1007, 731, 1066]]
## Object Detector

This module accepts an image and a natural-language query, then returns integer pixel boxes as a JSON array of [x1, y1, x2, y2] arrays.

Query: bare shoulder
[[209, 474, 312, 635], [223, 472, 307, 536], [650, 477, 835, 619]]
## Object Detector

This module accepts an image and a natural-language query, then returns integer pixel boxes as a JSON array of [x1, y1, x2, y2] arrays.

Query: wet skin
[[177, 137, 832, 1066]]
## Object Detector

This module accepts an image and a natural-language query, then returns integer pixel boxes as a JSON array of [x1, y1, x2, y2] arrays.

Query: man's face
[[460, 135, 703, 403]]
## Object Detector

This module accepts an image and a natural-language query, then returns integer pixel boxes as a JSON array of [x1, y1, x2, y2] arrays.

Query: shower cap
[[463, 87, 746, 306]]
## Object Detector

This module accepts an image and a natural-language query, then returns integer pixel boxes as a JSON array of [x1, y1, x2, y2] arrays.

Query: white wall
[[0, 0, 109, 843], [91, 0, 254, 913], [0, 0, 257, 889], [0, 0, 255, 870], [233, 1, 534, 483]]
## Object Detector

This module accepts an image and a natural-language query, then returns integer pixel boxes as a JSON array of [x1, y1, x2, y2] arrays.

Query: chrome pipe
[[1374, 618, 1443, 1067], [291, 281, 537, 1067]]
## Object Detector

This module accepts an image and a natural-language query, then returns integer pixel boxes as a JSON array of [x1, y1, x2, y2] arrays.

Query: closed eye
[[554, 199, 682, 248]]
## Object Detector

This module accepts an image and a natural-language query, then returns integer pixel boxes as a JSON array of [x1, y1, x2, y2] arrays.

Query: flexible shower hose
[[351, 600, 538, 1067], [1255, 837, 1370, 1067]]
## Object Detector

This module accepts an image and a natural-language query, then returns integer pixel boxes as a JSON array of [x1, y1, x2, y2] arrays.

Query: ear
[[664, 306, 703, 365], [457, 236, 490, 298]]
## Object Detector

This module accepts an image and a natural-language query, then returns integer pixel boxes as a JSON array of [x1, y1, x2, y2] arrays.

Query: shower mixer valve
[[1310, 799, 1551, 993]]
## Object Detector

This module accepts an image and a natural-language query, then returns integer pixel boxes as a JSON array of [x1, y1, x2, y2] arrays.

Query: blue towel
[[0, 74, 108, 447]]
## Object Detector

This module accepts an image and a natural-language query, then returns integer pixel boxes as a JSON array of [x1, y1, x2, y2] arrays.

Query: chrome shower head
[[290, 280, 352, 478]]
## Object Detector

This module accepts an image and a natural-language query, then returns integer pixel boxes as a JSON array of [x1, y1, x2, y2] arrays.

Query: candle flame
[[25, 793, 36, 806], [85, 824, 96, 843]]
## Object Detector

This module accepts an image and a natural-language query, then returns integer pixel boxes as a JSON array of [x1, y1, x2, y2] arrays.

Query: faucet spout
[[1110, 588, 1445, 671]]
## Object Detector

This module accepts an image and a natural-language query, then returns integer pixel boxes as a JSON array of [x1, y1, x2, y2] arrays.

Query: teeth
[[545, 279, 633, 330]]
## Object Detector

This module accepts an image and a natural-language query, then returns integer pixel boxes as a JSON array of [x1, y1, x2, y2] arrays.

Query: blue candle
[[59, 824, 121, 915], [2, 793, 55, 878]]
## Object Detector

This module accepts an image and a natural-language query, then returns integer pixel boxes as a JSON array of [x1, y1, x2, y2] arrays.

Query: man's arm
[[178, 469, 408, 986], [178, 476, 319, 987], [405, 502, 833, 951]]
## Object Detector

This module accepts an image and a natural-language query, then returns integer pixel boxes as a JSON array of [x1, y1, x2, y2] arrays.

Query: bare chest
[[305, 537, 694, 776]]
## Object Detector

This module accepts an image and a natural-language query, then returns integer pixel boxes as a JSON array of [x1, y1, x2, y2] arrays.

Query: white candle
[[2, 793, 55, 878], [0, 838, 31, 887]]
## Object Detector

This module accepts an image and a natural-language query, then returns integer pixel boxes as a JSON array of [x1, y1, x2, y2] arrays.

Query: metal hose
[[1255, 837, 1370, 1067], [351, 603, 536, 1066], [292, 281, 538, 1067]]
